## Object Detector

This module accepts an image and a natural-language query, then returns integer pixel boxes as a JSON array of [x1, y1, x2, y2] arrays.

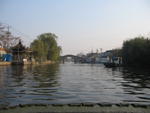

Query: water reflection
[[121, 67, 150, 88], [0, 64, 150, 107], [0, 64, 60, 106], [110, 67, 150, 103]]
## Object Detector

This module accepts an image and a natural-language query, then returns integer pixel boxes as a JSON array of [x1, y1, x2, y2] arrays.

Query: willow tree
[[30, 33, 61, 62]]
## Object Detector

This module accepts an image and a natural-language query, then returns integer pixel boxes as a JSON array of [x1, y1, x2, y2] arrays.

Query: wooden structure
[[11, 41, 26, 65]]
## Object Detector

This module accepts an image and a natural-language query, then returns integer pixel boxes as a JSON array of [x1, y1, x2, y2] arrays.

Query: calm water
[[0, 63, 150, 107]]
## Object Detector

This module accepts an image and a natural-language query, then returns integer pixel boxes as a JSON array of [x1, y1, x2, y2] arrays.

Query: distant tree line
[[30, 33, 61, 62], [1, 23, 150, 66], [121, 37, 150, 67], [105, 36, 150, 67]]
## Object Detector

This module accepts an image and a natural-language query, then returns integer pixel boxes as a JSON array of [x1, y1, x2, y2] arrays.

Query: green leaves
[[122, 37, 150, 67], [30, 33, 61, 62]]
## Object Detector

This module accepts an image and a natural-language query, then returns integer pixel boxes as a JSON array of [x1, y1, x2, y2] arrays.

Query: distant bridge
[[60, 54, 82, 63]]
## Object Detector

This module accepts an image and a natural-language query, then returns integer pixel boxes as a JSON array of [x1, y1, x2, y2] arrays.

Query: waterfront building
[[11, 41, 26, 65], [0, 48, 7, 57], [0, 48, 7, 61], [11, 41, 34, 65], [99, 51, 112, 63]]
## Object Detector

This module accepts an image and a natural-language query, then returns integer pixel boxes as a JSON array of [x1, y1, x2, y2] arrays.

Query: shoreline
[[0, 62, 11, 66], [0, 61, 55, 66], [0, 103, 150, 113]]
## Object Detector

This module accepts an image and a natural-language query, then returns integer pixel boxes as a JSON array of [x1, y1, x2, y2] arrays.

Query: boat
[[104, 62, 122, 68]]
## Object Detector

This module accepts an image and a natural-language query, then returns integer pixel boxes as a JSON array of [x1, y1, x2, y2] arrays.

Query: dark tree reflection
[[121, 67, 150, 89]]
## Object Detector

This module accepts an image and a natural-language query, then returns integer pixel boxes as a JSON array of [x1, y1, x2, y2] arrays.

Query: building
[[11, 41, 26, 65], [0, 48, 7, 56], [11, 41, 33, 65], [0, 48, 7, 61], [99, 51, 112, 63], [99, 50, 123, 67]]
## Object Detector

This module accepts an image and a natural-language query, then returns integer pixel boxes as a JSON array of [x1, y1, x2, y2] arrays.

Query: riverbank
[[0, 104, 150, 113], [0, 61, 55, 66], [0, 62, 11, 66]]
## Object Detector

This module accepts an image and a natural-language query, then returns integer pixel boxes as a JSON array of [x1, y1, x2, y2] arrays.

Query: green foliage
[[30, 33, 61, 62], [110, 48, 122, 57], [122, 37, 150, 67]]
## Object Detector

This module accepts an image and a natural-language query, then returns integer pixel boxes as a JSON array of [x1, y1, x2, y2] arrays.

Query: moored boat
[[104, 62, 122, 68]]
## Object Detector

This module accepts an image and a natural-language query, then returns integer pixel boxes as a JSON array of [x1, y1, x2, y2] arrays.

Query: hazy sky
[[1, 0, 150, 55]]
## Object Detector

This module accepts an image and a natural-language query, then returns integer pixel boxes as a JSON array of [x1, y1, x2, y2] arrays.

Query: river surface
[[0, 63, 150, 107]]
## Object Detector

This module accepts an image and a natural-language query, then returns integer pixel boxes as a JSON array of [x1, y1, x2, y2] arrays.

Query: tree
[[122, 37, 150, 67], [30, 33, 61, 62], [109, 48, 122, 57], [30, 39, 47, 62]]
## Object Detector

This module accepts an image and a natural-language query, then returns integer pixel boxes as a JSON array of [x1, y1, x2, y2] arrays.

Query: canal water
[[0, 63, 150, 107]]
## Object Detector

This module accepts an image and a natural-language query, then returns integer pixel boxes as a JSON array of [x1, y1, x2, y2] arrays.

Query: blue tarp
[[2, 54, 12, 62]]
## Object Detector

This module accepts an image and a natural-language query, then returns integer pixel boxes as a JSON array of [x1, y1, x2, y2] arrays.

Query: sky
[[0, 0, 150, 55]]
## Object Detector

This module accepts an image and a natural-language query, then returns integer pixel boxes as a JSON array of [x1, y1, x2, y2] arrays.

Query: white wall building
[[0, 48, 7, 57]]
